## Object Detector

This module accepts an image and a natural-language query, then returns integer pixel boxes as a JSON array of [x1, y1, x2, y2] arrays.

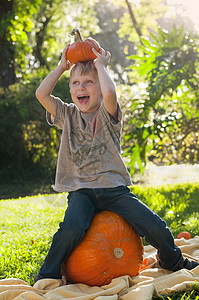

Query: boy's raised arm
[[35, 45, 71, 116], [92, 48, 118, 121]]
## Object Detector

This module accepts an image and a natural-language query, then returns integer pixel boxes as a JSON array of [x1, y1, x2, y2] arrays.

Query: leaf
[[123, 25, 199, 170]]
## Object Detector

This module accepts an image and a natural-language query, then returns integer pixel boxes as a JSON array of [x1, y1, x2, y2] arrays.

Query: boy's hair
[[70, 60, 97, 78]]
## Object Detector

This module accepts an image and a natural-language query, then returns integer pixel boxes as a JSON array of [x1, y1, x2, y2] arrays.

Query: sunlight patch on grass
[[0, 194, 67, 285]]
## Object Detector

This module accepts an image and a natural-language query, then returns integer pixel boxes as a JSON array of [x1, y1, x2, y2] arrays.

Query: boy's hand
[[92, 48, 111, 68], [58, 44, 72, 71]]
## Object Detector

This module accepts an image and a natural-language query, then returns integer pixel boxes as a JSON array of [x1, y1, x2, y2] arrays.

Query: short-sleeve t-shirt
[[47, 97, 132, 192]]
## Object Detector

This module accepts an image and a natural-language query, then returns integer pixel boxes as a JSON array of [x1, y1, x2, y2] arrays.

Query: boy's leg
[[37, 190, 95, 280], [103, 186, 198, 271]]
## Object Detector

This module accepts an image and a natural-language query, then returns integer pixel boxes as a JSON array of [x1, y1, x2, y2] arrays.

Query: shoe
[[183, 258, 199, 270]]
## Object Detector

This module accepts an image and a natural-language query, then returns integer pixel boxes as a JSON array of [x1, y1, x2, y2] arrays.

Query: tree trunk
[[34, 14, 53, 69], [125, 0, 143, 45], [0, 0, 16, 87]]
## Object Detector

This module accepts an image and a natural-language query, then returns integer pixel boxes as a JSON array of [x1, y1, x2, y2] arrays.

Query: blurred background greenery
[[0, 0, 198, 198]]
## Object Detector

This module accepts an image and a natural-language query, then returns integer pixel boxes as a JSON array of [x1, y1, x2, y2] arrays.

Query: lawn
[[0, 183, 199, 299]]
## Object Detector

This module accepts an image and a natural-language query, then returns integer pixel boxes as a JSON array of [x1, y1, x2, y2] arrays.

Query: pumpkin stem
[[70, 28, 83, 42]]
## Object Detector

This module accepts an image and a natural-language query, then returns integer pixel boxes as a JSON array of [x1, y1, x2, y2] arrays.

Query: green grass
[[0, 194, 67, 285], [157, 284, 199, 300], [0, 183, 199, 299], [0, 179, 53, 199], [132, 183, 199, 239]]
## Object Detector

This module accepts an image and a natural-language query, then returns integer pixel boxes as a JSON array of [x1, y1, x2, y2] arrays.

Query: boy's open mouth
[[77, 95, 90, 104]]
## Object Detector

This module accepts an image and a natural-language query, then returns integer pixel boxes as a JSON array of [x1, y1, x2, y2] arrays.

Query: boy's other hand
[[92, 48, 111, 68], [58, 44, 72, 71]]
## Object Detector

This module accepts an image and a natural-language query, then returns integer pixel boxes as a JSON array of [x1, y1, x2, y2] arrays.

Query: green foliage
[[0, 0, 100, 86], [1, 0, 199, 183], [0, 0, 102, 191], [0, 68, 71, 182], [32, 0, 100, 70], [122, 26, 199, 173], [0, 0, 100, 182], [116, 0, 166, 43], [0, 0, 42, 74]]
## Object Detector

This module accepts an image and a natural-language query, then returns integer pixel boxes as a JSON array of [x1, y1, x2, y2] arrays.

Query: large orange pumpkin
[[64, 211, 143, 286], [66, 28, 101, 65]]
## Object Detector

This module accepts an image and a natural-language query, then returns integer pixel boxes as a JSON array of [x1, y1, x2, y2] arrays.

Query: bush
[[0, 68, 71, 182], [121, 26, 199, 174]]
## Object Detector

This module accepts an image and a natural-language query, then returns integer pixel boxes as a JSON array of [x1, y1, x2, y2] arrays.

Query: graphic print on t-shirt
[[69, 115, 107, 173], [88, 114, 100, 139]]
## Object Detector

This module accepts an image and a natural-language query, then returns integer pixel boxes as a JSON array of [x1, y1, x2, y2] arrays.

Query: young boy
[[35, 45, 198, 282]]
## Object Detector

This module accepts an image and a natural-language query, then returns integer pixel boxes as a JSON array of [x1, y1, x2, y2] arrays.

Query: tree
[[0, 0, 99, 87], [32, 0, 100, 70], [122, 26, 199, 173], [0, 0, 42, 87], [92, 0, 167, 83], [0, 0, 15, 87], [116, 0, 166, 43]]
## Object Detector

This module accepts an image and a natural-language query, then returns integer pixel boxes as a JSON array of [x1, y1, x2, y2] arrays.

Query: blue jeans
[[39, 186, 183, 279]]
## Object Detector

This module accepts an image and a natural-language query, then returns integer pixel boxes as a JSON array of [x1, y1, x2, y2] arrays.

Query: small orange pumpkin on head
[[66, 28, 101, 65]]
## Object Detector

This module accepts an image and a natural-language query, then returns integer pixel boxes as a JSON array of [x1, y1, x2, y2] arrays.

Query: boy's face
[[70, 68, 102, 114]]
